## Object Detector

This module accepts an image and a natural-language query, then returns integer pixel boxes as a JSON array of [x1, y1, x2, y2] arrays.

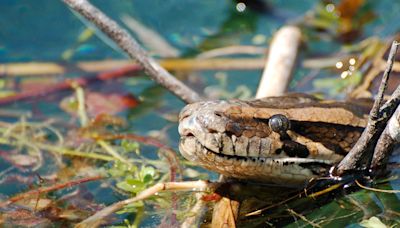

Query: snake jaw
[[179, 134, 334, 185], [178, 136, 199, 162]]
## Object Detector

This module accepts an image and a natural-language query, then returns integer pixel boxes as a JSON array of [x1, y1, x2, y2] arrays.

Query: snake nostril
[[214, 111, 223, 117], [179, 112, 190, 121]]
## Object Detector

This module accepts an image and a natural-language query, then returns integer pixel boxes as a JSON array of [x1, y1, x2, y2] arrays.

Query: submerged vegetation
[[0, 0, 400, 227]]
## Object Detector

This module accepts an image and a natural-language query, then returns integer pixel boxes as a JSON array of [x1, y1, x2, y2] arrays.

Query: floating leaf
[[85, 92, 139, 116], [125, 178, 146, 193], [116, 181, 138, 193], [359, 216, 387, 228], [60, 92, 138, 118], [8, 154, 39, 168]]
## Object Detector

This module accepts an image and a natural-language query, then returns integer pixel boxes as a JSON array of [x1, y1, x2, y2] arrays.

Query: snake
[[178, 94, 369, 186]]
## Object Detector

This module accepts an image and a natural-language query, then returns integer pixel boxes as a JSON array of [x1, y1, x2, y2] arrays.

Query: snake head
[[178, 100, 231, 160]]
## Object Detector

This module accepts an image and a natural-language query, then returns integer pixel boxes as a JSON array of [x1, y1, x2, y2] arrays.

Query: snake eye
[[268, 114, 290, 133]]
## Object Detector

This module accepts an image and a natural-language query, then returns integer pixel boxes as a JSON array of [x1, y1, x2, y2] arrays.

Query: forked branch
[[334, 41, 400, 175]]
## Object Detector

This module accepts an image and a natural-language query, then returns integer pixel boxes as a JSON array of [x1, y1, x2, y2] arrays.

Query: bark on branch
[[62, 0, 202, 104], [371, 104, 400, 169], [334, 41, 400, 175]]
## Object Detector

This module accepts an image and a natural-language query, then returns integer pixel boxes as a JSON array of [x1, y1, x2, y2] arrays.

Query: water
[[1, 0, 400, 227]]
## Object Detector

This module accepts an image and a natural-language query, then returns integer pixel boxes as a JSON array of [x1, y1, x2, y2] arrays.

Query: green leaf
[[140, 166, 156, 183], [125, 178, 146, 193], [359, 216, 387, 228], [108, 161, 138, 177], [121, 140, 140, 154], [116, 201, 144, 214], [116, 181, 137, 193]]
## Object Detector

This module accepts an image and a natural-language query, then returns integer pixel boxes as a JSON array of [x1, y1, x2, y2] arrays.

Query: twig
[[245, 190, 303, 217], [75, 180, 218, 228], [180, 193, 208, 228], [0, 135, 115, 162], [0, 64, 141, 105], [0, 58, 267, 76], [73, 85, 89, 127], [196, 45, 266, 59], [286, 208, 322, 228], [355, 180, 400, 193], [62, 0, 202, 104], [334, 41, 400, 175], [371, 42, 398, 119], [0, 175, 104, 208], [97, 139, 130, 166]]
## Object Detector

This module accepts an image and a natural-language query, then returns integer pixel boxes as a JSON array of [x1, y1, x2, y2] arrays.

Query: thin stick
[[0, 58, 266, 76], [286, 208, 322, 228], [180, 193, 208, 228], [355, 180, 400, 193], [75, 180, 217, 228], [62, 0, 202, 104], [97, 139, 129, 165], [196, 45, 266, 59], [0, 64, 141, 105], [371, 41, 399, 120], [0, 135, 115, 161], [73, 85, 89, 127], [0, 175, 104, 208]]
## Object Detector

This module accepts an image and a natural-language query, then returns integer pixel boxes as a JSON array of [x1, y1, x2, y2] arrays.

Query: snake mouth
[[180, 133, 333, 169], [179, 134, 334, 184], [180, 134, 334, 165], [180, 134, 265, 163]]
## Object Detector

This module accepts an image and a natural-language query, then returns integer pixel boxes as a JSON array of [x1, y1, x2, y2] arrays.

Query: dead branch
[[255, 26, 302, 98], [0, 64, 141, 105], [62, 0, 201, 104], [196, 45, 266, 59], [371, 97, 400, 169], [0, 175, 104, 208], [75, 180, 218, 228], [334, 41, 400, 175], [0, 58, 266, 76], [180, 193, 208, 228]]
